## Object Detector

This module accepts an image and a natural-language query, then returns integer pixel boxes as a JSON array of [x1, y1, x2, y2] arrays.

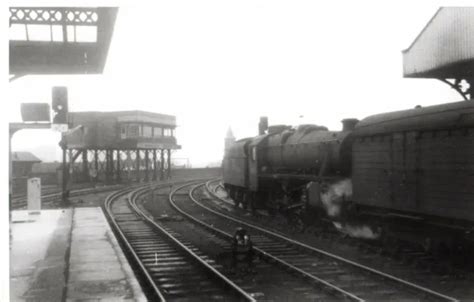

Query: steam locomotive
[[222, 100, 474, 254]]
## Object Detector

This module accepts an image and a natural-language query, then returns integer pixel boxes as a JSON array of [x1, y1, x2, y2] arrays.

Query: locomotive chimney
[[259, 116, 268, 135], [341, 118, 359, 131]]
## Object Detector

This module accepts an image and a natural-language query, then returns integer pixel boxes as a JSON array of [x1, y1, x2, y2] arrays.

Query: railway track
[[140, 182, 356, 301], [11, 184, 124, 209], [166, 180, 459, 301], [104, 181, 254, 301], [206, 179, 474, 298]]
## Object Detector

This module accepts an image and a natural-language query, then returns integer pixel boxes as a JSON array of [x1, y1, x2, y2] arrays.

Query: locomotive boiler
[[223, 118, 358, 214], [223, 100, 474, 254]]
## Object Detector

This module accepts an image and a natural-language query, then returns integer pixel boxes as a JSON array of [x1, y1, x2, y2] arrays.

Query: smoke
[[333, 222, 380, 240], [317, 179, 380, 240], [320, 179, 352, 217]]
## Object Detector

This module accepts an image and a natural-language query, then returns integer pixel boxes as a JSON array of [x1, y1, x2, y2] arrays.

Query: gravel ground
[[141, 185, 342, 301], [204, 185, 474, 300]]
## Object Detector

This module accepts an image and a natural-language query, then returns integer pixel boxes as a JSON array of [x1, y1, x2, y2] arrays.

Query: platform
[[10, 208, 146, 301]]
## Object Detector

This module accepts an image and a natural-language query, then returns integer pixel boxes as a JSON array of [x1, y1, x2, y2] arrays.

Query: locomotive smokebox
[[341, 118, 359, 132], [258, 116, 269, 135]]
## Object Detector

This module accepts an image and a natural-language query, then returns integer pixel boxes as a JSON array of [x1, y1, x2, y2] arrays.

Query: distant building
[[11, 151, 42, 193], [31, 162, 63, 185], [12, 151, 41, 178], [31, 162, 61, 174], [225, 127, 235, 152]]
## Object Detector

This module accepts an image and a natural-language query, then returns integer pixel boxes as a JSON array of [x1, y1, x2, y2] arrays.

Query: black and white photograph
[[4, 1, 474, 301]]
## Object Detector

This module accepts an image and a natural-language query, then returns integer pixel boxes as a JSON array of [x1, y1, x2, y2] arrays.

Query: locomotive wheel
[[268, 207, 277, 216], [422, 237, 433, 254], [248, 194, 256, 214], [241, 192, 249, 210], [231, 190, 239, 208], [286, 209, 305, 232], [293, 217, 305, 233], [451, 243, 468, 268], [381, 235, 401, 258], [228, 187, 235, 200]]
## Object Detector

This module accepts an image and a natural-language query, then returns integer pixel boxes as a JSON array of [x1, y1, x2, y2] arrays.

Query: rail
[[169, 182, 364, 301], [105, 180, 256, 302], [204, 179, 459, 302], [104, 183, 166, 301]]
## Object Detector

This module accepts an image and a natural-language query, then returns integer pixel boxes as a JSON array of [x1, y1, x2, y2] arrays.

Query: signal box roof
[[63, 111, 180, 150], [10, 7, 118, 76], [402, 7, 474, 79], [71, 111, 177, 127]]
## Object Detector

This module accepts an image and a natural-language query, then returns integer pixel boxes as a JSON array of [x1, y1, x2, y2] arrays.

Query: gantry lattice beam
[[9, 7, 118, 76]]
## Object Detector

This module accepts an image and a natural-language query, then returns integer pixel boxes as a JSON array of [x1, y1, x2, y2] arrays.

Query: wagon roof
[[354, 100, 474, 136]]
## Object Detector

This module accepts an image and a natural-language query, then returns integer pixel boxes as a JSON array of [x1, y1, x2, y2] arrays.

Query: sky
[[6, 1, 471, 168]]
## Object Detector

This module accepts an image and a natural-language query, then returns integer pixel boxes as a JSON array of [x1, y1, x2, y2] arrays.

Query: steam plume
[[333, 222, 380, 240], [320, 179, 352, 217]]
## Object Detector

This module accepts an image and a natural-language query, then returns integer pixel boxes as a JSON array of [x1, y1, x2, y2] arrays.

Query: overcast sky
[[7, 1, 470, 167]]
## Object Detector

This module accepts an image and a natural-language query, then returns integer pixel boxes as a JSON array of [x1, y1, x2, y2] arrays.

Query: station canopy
[[402, 7, 474, 80], [9, 7, 118, 77]]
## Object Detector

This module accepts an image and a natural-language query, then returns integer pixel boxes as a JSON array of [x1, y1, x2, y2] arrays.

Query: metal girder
[[9, 7, 118, 76], [437, 78, 474, 100], [10, 7, 99, 26]]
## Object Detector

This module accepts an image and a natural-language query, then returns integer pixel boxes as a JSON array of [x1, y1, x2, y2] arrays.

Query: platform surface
[[10, 208, 146, 301]]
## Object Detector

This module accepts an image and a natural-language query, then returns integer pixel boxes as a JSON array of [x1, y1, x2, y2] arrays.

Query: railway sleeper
[[140, 256, 185, 262], [136, 252, 181, 258], [143, 260, 190, 266], [147, 266, 197, 273], [155, 274, 212, 283], [134, 246, 176, 252]]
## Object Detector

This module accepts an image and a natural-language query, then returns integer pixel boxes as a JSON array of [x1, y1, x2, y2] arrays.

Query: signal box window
[[120, 125, 126, 139], [143, 125, 152, 137], [128, 124, 139, 137], [154, 127, 163, 137]]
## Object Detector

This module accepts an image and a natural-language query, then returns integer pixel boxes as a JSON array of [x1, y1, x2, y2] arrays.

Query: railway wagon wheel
[[241, 191, 249, 210], [248, 192, 256, 214], [266, 191, 278, 216], [234, 189, 242, 208], [228, 187, 236, 201]]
